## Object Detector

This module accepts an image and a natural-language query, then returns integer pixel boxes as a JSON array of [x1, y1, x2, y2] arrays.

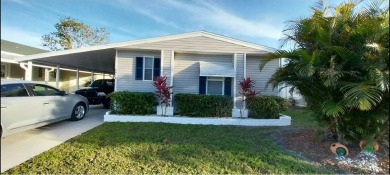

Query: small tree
[[153, 76, 173, 116], [238, 77, 258, 118]]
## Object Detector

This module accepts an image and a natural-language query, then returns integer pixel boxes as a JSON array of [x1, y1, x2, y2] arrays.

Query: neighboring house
[[15, 31, 281, 110], [1, 39, 106, 92]]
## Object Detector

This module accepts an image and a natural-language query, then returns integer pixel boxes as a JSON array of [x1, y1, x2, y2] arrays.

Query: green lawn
[[5, 108, 333, 174], [282, 107, 320, 129]]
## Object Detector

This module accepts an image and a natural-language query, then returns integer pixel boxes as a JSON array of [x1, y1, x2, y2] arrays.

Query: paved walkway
[[1, 105, 107, 173]]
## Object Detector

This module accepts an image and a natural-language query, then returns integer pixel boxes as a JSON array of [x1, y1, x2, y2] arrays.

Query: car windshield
[[89, 80, 110, 88]]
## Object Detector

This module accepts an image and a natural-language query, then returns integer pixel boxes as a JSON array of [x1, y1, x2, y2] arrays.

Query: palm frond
[[294, 63, 315, 77], [341, 82, 383, 111], [321, 100, 347, 117], [367, 67, 389, 91]]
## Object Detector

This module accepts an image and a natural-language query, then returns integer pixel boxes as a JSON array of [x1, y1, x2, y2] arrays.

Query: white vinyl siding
[[116, 50, 160, 92], [173, 53, 233, 94], [124, 36, 263, 54], [162, 50, 172, 84], [246, 56, 279, 96]]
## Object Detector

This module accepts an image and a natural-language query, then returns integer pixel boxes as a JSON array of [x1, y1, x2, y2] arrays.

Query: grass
[[282, 107, 320, 129], [5, 108, 333, 174]]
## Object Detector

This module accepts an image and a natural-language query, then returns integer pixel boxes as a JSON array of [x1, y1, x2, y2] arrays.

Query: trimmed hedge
[[272, 96, 289, 110], [108, 91, 157, 115], [175, 93, 232, 117], [247, 96, 288, 119]]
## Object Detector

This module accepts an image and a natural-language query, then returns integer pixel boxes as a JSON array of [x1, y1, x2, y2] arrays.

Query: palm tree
[[262, 0, 389, 149]]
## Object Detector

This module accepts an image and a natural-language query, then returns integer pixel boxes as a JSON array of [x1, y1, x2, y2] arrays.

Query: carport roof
[[15, 31, 276, 74]]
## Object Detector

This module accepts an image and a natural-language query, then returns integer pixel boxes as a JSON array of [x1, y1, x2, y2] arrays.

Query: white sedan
[[1, 80, 89, 137]]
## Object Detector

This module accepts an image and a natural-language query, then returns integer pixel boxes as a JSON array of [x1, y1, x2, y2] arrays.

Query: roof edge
[[16, 30, 276, 62]]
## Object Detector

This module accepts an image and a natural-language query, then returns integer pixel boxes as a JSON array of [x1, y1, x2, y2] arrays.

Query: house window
[[135, 56, 161, 81], [206, 77, 224, 95], [144, 57, 154, 81]]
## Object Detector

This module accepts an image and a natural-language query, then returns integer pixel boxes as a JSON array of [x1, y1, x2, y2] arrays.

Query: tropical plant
[[42, 17, 110, 51], [262, 0, 389, 151], [238, 77, 258, 118], [153, 76, 173, 116]]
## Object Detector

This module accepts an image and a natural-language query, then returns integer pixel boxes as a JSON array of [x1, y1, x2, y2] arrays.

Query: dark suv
[[74, 79, 114, 109]]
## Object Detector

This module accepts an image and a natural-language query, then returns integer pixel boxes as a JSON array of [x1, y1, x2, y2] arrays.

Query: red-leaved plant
[[238, 77, 258, 117], [153, 76, 173, 116]]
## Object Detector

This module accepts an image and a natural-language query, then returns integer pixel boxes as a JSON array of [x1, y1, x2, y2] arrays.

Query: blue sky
[[1, 0, 338, 50]]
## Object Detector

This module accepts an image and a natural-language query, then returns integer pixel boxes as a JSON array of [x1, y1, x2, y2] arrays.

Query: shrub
[[153, 76, 173, 116], [272, 96, 288, 111], [108, 91, 157, 115], [247, 96, 288, 119], [238, 77, 259, 117], [175, 93, 232, 117]]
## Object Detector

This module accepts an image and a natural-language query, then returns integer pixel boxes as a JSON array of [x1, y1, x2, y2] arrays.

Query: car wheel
[[70, 103, 86, 121]]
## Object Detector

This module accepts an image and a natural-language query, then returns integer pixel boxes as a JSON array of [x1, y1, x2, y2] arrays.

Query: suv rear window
[[1, 84, 29, 97]]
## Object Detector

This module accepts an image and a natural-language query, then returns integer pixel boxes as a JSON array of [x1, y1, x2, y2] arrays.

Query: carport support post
[[56, 65, 60, 88], [76, 69, 80, 90], [91, 71, 94, 83], [44, 68, 49, 84], [45, 68, 55, 84]]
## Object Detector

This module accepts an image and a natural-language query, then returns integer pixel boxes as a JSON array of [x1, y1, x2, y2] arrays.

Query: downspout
[[170, 50, 174, 106], [19, 61, 32, 81], [233, 53, 237, 109], [76, 69, 80, 90], [45, 68, 55, 84], [56, 65, 60, 88]]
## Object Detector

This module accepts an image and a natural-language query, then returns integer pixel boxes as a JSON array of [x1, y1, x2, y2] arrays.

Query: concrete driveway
[[1, 105, 107, 173]]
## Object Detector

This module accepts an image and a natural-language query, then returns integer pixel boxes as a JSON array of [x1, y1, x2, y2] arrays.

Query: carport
[[15, 46, 119, 90], [14, 33, 176, 90]]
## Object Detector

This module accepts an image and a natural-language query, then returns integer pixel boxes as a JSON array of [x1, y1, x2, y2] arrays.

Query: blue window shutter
[[153, 58, 161, 78], [224, 77, 232, 96], [135, 57, 143, 80], [199, 76, 206, 94]]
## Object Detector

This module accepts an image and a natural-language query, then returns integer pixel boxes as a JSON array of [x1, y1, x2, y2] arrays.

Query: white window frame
[[1, 63, 11, 78], [206, 77, 225, 95], [143, 56, 155, 81]]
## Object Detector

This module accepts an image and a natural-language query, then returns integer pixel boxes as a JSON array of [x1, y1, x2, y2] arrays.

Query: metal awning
[[199, 61, 235, 77]]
